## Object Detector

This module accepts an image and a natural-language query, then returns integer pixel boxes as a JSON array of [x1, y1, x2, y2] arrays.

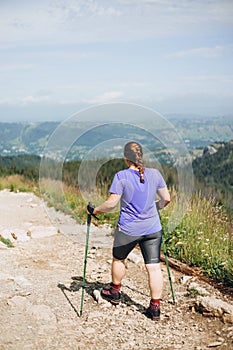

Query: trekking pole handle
[[87, 202, 99, 221]]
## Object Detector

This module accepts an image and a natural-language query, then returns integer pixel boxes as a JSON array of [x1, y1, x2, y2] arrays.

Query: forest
[[192, 141, 233, 210]]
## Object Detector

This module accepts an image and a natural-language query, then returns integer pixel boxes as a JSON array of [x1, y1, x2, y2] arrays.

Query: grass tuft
[[0, 235, 14, 248]]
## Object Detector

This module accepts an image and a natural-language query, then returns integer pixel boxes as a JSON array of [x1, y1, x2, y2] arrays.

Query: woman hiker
[[87, 141, 170, 321]]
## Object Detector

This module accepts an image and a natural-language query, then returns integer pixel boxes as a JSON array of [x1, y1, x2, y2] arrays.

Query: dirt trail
[[0, 190, 232, 350]]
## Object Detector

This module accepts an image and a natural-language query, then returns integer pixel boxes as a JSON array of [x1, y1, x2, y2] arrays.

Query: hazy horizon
[[0, 109, 232, 124]]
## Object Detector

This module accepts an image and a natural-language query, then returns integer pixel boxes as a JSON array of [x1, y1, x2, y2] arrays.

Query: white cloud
[[180, 74, 233, 83], [20, 95, 50, 106], [167, 45, 233, 59], [1, 0, 233, 46], [0, 1, 123, 45], [49, 0, 122, 19], [89, 91, 124, 104], [0, 90, 123, 107]]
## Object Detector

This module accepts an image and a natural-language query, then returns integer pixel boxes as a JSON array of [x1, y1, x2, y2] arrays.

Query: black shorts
[[113, 227, 162, 264]]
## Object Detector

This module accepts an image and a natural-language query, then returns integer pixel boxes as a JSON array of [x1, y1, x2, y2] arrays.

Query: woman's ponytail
[[124, 142, 145, 183]]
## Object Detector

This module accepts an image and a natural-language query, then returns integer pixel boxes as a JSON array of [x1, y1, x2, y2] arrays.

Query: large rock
[[7, 295, 32, 309], [28, 225, 58, 239], [195, 296, 233, 323]]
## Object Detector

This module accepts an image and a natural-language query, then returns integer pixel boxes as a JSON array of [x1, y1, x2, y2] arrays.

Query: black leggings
[[113, 227, 162, 264]]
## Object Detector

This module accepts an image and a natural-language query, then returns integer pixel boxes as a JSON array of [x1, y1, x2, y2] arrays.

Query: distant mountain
[[0, 116, 232, 159], [0, 122, 58, 156], [170, 115, 233, 149]]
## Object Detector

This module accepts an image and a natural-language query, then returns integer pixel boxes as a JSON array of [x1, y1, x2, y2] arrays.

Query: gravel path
[[0, 190, 232, 350]]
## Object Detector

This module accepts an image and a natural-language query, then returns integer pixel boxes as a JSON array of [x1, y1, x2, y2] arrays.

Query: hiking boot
[[101, 285, 121, 305], [145, 305, 160, 321]]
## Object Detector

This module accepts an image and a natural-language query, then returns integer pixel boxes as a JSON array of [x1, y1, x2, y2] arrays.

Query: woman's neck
[[129, 165, 139, 171]]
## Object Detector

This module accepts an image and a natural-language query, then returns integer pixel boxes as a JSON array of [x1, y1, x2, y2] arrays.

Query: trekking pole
[[156, 200, 175, 304], [80, 211, 91, 317], [80, 202, 99, 317], [162, 236, 175, 304]]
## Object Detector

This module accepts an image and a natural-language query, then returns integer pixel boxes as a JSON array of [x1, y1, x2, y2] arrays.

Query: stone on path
[[195, 296, 233, 323], [208, 341, 224, 347]]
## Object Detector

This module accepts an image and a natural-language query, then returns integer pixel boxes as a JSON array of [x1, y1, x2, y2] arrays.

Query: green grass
[[0, 175, 37, 193], [39, 179, 120, 226], [161, 193, 233, 286]]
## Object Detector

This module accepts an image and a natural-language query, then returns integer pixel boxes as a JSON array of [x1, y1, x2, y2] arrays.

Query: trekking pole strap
[[87, 202, 99, 222]]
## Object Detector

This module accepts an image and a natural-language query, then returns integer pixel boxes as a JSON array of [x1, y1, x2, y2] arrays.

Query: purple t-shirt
[[109, 167, 167, 236]]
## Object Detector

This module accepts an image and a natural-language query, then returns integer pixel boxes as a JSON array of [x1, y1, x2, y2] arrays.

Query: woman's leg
[[112, 227, 138, 285], [111, 257, 125, 285], [101, 258, 125, 304], [101, 228, 138, 303], [145, 262, 163, 320], [145, 262, 163, 299], [139, 231, 163, 299]]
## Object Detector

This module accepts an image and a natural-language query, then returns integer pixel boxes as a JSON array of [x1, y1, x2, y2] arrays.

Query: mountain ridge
[[0, 116, 232, 158]]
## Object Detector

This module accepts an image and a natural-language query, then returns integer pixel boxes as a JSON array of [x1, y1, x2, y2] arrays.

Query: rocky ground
[[0, 190, 232, 350]]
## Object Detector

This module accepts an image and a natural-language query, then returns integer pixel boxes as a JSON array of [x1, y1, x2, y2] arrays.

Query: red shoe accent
[[101, 285, 121, 305]]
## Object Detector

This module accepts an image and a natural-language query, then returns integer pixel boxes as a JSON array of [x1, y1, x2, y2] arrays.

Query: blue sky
[[0, 0, 233, 121]]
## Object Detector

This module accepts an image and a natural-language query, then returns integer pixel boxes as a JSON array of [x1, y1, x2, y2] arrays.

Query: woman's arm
[[93, 193, 121, 214], [156, 187, 171, 209]]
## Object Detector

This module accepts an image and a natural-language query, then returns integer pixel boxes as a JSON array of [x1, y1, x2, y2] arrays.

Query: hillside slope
[[193, 141, 233, 209]]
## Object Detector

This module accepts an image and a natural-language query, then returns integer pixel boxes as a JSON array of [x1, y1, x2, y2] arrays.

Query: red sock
[[110, 282, 121, 293], [150, 299, 160, 309]]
